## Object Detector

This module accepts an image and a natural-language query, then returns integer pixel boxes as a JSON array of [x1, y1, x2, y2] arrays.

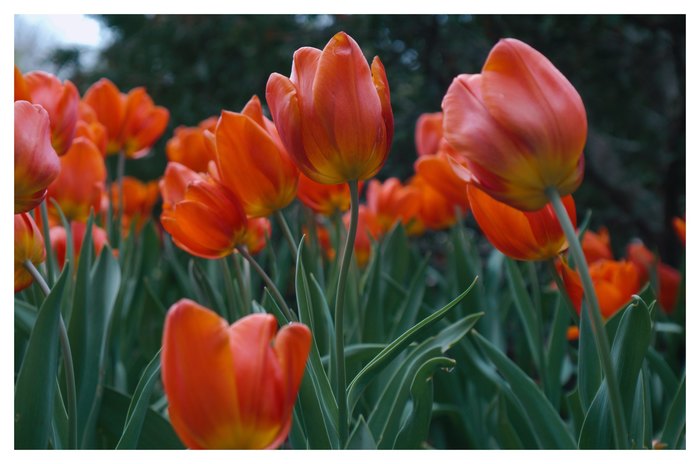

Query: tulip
[[82, 78, 126, 155], [109, 177, 160, 233], [159, 162, 202, 213], [365, 177, 421, 234], [50, 221, 109, 271], [15, 101, 60, 214], [267, 31, 393, 184], [296, 172, 357, 216], [15, 213, 46, 292], [582, 227, 613, 264], [214, 96, 299, 217], [626, 241, 681, 313], [343, 205, 382, 267], [161, 178, 248, 259], [46, 137, 106, 222], [443, 38, 587, 211], [75, 102, 108, 156], [469, 185, 575, 261], [415, 112, 443, 156], [408, 174, 457, 234], [414, 152, 469, 215], [121, 87, 170, 158], [166, 117, 218, 173], [161, 300, 311, 449], [241, 217, 272, 255], [14, 65, 31, 102], [673, 217, 685, 246]]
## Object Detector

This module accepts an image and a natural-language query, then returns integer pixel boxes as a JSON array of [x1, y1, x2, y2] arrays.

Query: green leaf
[[660, 374, 685, 449], [15, 266, 71, 449], [628, 367, 652, 449], [346, 279, 479, 412], [116, 348, 162, 449], [347, 416, 377, 449], [493, 392, 524, 449], [294, 372, 334, 449], [577, 297, 601, 410], [472, 331, 576, 449], [360, 244, 384, 343], [188, 260, 225, 317], [388, 256, 429, 339], [14, 298, 37, 337], [545, 295, 569, 410]]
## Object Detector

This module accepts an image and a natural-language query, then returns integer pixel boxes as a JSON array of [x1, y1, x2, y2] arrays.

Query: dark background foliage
[[52, 14, 685, 264]]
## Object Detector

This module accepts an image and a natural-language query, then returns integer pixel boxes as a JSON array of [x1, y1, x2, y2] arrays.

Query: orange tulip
[[469, 184, 576, 261], [415, 112, 443, 156], [673, 217, 685, 246], [443, 38, 587, 211], [267, 31, 393, 184], [166, 117, 218, 173], [343, 205, 382, 267], [109, 177, 160, 233], [582, 227, 613, 264], [626, 241, 681, 313], [82, 78, 126, 154], [296, 172, 357, 216], [414, 152, 469, 215], [161, 300, 311, 449], [242, 217, 272, 255], [121, 87, 170, 158], [159, 162, 202, 213], [15, 213, 46, 292], [14, 65, 31, 102], [214, 96, 299, 217], [408, 174, 457, 234], [365, 177, 421, 234], [557, 258, 639, 319], [46, 137, 106, 222], [23, 71, 80, 156], [15, 101, 60, 214], [75, 102, 108, 156], [50, 221, 109, 271], [161, 178, 248, 259]]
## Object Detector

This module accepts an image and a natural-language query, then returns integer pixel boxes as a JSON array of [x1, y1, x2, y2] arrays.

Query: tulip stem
[[334, 180, 359, 448], [546, 187, 628, 449], [39, 201, 56, 286], [275, 210, 298, 257], [24, 260, 78, 450], [546, 259, 580, 326], [230, 254, 251, 318], [236, 246, 295, 322], [115, 150, 126, 247]]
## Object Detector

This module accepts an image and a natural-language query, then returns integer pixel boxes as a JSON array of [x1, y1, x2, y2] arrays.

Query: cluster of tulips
[[15, 31, 685, 450]]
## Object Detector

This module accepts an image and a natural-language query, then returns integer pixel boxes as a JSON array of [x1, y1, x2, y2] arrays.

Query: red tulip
[[365, 177, 421, 234], [242, 217, 272, 255], [161, 300, 311, 449], [415, 112, 443, 156], [414, 152, 469, 215], [582, 227, 613, 264], [166, 117, 218, 173], [82, 78, 126, 155], [108, 177, 160, 233], [15, 213, 46, 292], [408, 174, 457, 234], [296, 172, 363, 216], [50, 221, 109, 271], [626, 241, 681, 313], [159, 162, 202, 213], [121, 87, 170, 158]]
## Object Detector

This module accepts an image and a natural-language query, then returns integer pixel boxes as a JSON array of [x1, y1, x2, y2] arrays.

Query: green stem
[[274, 210, 298, 257], [229, 255, 249, 318], [236, 246, 295, 322], [546, 259, 580, 326], [115, 151, 126, 247], [334, 180, 359, 447], [39, 201, 55, 286], [24, 260, 78, 450], [546, 187, 628, 448]]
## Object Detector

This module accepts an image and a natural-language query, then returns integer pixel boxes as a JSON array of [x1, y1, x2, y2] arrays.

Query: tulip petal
[[83, 78, 126, 152]]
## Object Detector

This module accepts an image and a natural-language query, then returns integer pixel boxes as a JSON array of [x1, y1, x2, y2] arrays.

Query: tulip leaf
[[188, 260, 226, 317], [15, 265, 70, 449], [360, 244, 385, 343], [294, 372, 334, 449], [578, 302, 652, 449], [309, 273, 334, 358], [388, 255, 429, 339], [577, 297, 601, 410], [545, 295, 569, 410], [14, 298, 37, 337], [660, 374, 685, 449], [472, 331, 577, 449], [645, 347, 679, 401], [116, 348, 162, 449], [347, 416, 377, 449], [628, 366, 652, 449]]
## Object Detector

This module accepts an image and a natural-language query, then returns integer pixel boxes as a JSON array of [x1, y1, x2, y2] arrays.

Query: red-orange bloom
[[161, 178, 248, 259], [214, 96, 299, 217], [50, 221, 109, 271], [159, 162, 202, 213], [46, 137, 106, 222], [14, 65, 31, 102], [166, 117, 218, 173], [415, 112, 443, 156], [469, 184, 576, 261], [296, 172, 358, 216], [120, 87, 170, 158], [673, 217, 685, 246], [557, 258, 639, 319], [343, 205, 382, 267], [267, 31, 393, 184], [161, 300, 311, 449], [582, 227, 613, 264], [414, 152, 469, 215], [23, 71, 80, 156], [15, 101, 60, 214], [626, 241, 681, 313], [443, 38, 587, 211], [242, 217, 272, 255], [408, 174, 457, 234], [82, 78, 126, 155], [109, 177, 160, 233], [15, 213, 46, 292], [366, 177, 421, 234], [75, 102, 108, 156]]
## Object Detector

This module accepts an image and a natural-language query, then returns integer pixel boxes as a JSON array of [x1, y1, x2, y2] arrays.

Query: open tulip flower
[[366, 177, 421, 234], [14, 213, 46, 293], [82, 78, 126, 154], [469, 184, 575, 261], [22, 71, 80, 156], [267, 31, 393, 184], [214, 95, 299, 217], [443, 38, 587, 211], [408, 174, 458, 234], [108, 176, 160, 233], [15, 101, 60, 214], [161, 300, 311, 449], [166, 116, 218, 173]]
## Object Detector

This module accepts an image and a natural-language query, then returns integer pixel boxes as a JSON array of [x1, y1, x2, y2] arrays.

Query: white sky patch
[[16, 14, 107, 48]]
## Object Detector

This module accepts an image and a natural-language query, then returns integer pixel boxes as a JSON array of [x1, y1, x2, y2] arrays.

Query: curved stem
[[546, 187, 628, 449], [333, 180, 359, 448], [236, 246, 295, 322], [24, 260, 78, 450], [274, 210, 298, 257]]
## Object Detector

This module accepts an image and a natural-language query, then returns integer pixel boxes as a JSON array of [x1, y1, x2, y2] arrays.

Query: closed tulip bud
[[50, 221, 109, 271], [267, 31, 393, 184], [15, 213, 46, 292], [443, 38, 587, 211], [366, 177, 421, 234], [166, 117, 218, 173], [215, 96, 299, 217], [162, 300, 311, 449], [296, 172, 359, 216], [15, 101, 60, 213], [469, 185, 576, 261], [582, 227, 613, 264], [161, 178, 248, 259]]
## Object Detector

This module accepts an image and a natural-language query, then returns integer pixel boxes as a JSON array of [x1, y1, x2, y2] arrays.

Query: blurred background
[[15, 14, 686, 265]]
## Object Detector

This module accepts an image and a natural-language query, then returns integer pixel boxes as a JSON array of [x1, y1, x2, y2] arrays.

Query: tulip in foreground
[[443, 38, 587, 211], [267, 31, 393, 184], [15, 213, 46, 292], [15, 101, 60, 214], [161, 300, 311, 449]]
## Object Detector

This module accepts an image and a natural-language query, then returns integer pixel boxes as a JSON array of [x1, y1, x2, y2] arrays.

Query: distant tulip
[[581, 227, 613, 264], [242, 217, 272, 255], [161, 178, 248, 259], [162, 300, 311, 449], [365, 177, 421, 234], [50, 221, 109, 271], [215, 96, 299, 217], [626, 241, 681, 313], [673, 217, 685, 246], [469, 185, 575, 261], [75, 102, 108, 156], [414, 152, 469, 214], [296, 172, 358, 216], [415, 112, 443, 156], [443, 38, 587, 211], [343, 205, 382, 267], [408, 174, 457, 234], [109, 177, 160, 233], [166, 117, 218, 173], [15, 101, 60, 213], [121, 87, 170, 158], [15, 213, 46, 292], [82, 78, 126, 154], [267, 31, 393, 184]]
